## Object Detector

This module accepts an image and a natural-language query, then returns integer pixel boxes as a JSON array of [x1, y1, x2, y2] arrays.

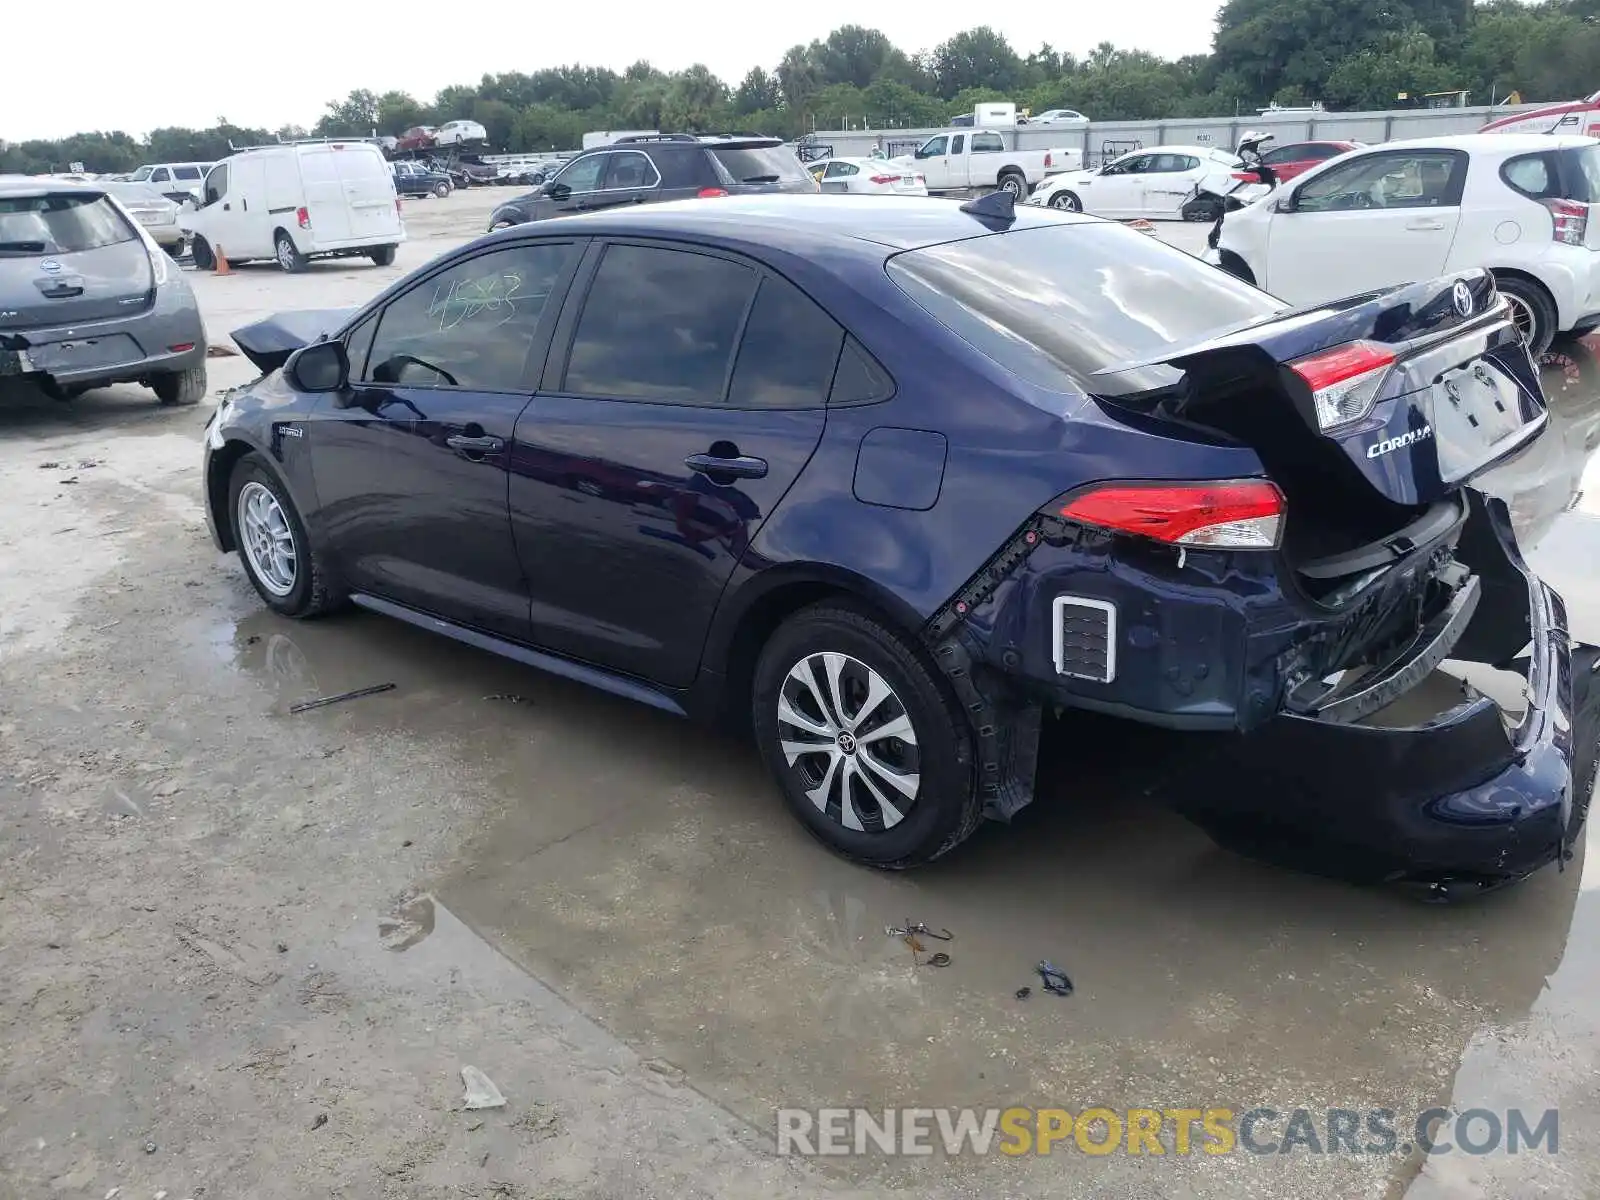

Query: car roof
[[0, 175, 105, 196], [1372, 132, 1600, 154], [1118, 144, 1234, 157], [484, 192, 1096, 252]]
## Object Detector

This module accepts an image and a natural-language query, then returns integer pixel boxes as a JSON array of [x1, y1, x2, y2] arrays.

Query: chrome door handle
[[446, 434, 504, 456], [1406, 219, 1445, 231]]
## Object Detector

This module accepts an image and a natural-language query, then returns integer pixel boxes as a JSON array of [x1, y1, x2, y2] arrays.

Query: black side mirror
[[285, 340, 349, 393], [547, 183, 571, 200]]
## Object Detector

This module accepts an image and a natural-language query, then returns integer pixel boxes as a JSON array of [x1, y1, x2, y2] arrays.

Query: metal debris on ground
[[288, 682, 397, 714], [885, 920, 953, 941], [483, 693, 532, 704], [461, 1065, 507, 1110], [1037, 960, 1073, 996], [926, 952, 952, 968], [38, 461, 61, 469], [311, 1112, 328, 1130], [143, 1140, 157, 1153], [206, 344, 238, 357], [1015, 987, 1031, 1001]]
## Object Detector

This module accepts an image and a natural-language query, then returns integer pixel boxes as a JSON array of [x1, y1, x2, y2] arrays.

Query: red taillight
[[296, 206, 311, 230], [1544, 197, 1588, 245], [1044, 152, 1053, 168], [1288, 340, 1396, 430], [1058, 480, 1285, 549], [697, 187, 728, 198], [869, 174, 898, 185], [1231, 172, 1259, 182], [166, 342, 195, 353]]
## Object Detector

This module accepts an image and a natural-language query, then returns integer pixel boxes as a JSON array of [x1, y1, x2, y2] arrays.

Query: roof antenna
[[959, 189, 1017, 228]]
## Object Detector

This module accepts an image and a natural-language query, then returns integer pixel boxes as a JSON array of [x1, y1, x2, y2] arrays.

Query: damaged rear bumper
[[1175, 495, 1590, 889]]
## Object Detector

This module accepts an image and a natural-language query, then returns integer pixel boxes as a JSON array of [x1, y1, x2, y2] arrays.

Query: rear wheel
[[190, 236, 215, 270], [369, 244, 397, 267], [1050, 190, 1081, 212], [752, 603, 978, 869], [1495, 275, 1557, 356], [274, 230, 308, 274], [997, 171, 1026, 200], [152, 365, 206, 406]]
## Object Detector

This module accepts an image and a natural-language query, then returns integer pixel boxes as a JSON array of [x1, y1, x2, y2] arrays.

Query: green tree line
[[7, 0, 1600, 173]]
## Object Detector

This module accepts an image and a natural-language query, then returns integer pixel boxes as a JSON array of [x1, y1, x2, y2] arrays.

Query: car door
[[1262, 148, 1466, 303], [945, 133, 969, 188], [820, 161, 858, 193], [305, 238, 586, 640], [584, 150, 662, 213], [914, 136, 950, 190], [1082, 154, 1147, 215], [508, 240, 839, 687], [1138, 154, 1202, 216], [525, 153, 609, 220]]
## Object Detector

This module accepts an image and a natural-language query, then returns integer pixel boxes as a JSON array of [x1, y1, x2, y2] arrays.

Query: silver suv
[[0, 178, 208, 405]]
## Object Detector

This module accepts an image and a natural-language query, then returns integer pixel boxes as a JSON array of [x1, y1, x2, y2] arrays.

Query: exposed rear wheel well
[[1218, 250, 1255, 285], [717, 581, 909, 735], [207, 439, 254, 551]]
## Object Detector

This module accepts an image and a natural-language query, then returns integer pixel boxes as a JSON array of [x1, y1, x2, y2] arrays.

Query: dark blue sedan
[[205, 193, 1594, 890]]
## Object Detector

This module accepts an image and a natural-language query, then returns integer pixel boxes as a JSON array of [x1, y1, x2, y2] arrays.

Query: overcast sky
[[6, 3, 1225, 140]]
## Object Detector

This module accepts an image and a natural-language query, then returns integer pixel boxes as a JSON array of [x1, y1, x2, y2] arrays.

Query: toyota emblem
[[1452, 280, 1473, 318], [39, 259, 61, 273]]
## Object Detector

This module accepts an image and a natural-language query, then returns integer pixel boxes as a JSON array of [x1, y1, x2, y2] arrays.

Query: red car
[[1254, 140, 1360, 182], [396, 125, 438, 153]]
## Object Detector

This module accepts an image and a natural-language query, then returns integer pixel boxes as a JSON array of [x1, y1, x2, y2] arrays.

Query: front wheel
[[1049, 190, 1081, 211], [369, 244, 397, 267], [752, 603, 978, 869], [190, 236, 215, 270], [228, 454, 341, 618], [274, 230, 308, 274], [434, 181, 451, 198]]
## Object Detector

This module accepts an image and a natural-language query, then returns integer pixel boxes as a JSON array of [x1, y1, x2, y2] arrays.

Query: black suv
[[487, 134, 817, 230]]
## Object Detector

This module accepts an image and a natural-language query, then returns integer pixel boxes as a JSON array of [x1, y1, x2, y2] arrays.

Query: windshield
[[129, 166, 153, 181], [709, 145, 810, 185], [887, 222, 1285, 396], [0, 193, 139, 255]]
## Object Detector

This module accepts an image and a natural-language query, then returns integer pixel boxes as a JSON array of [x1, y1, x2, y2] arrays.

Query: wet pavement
[[186, 322, 1600, 1194]]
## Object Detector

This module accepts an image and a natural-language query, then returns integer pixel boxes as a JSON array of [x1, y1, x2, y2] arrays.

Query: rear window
[[173, 166, 202, 180], [1558, 145, 1600, 203], [0, 193, 137, 255], [708, 145, 811, 185], [886, 223, 1284, 396], [1502, 153, 1562, 200]]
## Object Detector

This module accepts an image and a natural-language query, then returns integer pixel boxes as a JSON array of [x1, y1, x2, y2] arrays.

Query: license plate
[[1432, 358, 1537, 483]]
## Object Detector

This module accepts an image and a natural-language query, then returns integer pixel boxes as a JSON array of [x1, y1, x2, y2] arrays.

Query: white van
[[182, 141, 404, 273]]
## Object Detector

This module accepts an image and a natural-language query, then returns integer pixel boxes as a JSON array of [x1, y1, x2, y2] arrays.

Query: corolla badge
[[1452, 280, 1473, 318], [1368, 425, 1434, 458], [39, 259, 62, 273]]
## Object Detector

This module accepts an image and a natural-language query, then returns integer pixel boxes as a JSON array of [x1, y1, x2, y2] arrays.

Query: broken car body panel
[[229, 308, 357, 374]]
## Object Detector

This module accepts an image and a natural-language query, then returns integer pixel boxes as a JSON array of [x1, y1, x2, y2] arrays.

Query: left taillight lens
[[296, 206, 311, 229], [1287, 339, 1396, 431], [1055, 480, 1286, 549], [1544, 197, 1588, 245]]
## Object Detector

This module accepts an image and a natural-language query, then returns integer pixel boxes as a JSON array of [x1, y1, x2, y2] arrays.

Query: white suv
[[1209, 133, 1600, 353]]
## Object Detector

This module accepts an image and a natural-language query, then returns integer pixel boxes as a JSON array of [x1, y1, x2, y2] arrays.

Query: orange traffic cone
[[214, 244, 231, 275]]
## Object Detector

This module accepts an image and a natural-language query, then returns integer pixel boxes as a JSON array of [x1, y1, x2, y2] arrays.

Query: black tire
[[152, 364, 206, 406], [227, 454, 341, 618], [752, 602, 978, 869], [997, 171, 1026, 200], [433, 181, 451, 198], [190, 236, 215, 270], [1050, 190, 1082, 212], [369, 244, 397, 267], [274, 230, 309, 274], [489, 220, 516, 232], [1494, 275, 1557, 356]]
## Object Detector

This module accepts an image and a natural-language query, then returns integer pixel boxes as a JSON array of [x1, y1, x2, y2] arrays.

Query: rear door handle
[[446, 433, 504, 456], [1406, 219, 1445, 231], [685, 452, 767, 480]]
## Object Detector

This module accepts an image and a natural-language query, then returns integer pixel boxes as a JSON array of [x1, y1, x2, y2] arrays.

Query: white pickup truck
[[896, 129, 1081, 198]]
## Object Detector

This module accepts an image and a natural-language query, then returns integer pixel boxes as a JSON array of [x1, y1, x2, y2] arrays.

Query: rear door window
[[562, 243, 757, 405], [708, 145, 812, 185], [886, 223, 1284, 397], [726, 275, 844, 409], [0, 193, 138, 255], [602, 151, 659, 190], [174, 166, 201, 181], [971, 133, 1005, 153]]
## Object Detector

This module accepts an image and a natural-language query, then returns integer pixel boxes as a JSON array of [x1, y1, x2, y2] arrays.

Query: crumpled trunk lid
[[1091, 270, 1548, 511]]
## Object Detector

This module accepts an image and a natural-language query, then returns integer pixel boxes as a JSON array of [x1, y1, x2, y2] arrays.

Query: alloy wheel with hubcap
[[1050, 191, 1081, 211], [237, 480, 298, 597], [777, 651, 921, 833], [998, 175, 1025, 199]]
